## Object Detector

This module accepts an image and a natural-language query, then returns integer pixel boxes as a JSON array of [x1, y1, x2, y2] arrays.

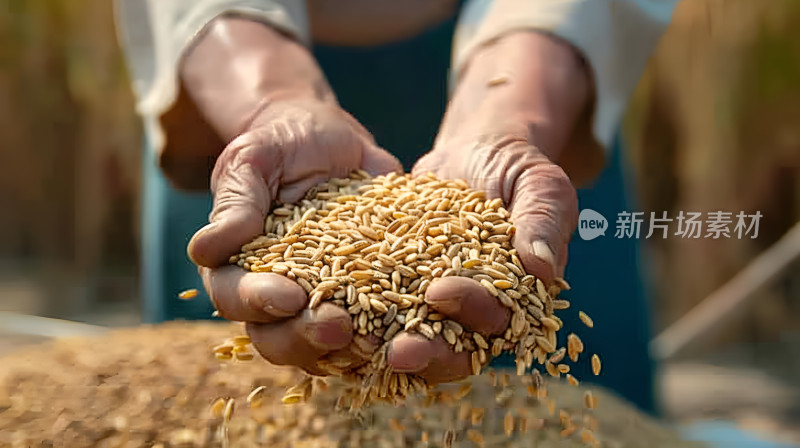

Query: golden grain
[[388, 418, 405, 431], [535, 336, 556, 354], [471, 351, 482, 376], [215, 352, 233, 362], [471, 407, 485, 426], [549, 347, 566, 364], [579, 311, 594, 328], [567, 333, 584, 362], [479, 279, 499, 297], [234, 352, 254, 361], [540, 316, 560, 331], [545, 361, 560, 378], [566, 374, 580, 386], [583, 390, 598, 409], [213, 344, 234, 355], [222, 398, 235, 422], [226, 172, 587, 407], [210, 398, 226, 418], [177, 288, 199, 300], [592, 354, 602, 376], [246, 386, 266, 409], [473, 333, 489, 350]]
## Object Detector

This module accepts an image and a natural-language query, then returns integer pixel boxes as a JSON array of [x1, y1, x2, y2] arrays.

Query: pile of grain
[[225, 171, 583, 406], [0, 322, 704, 447]]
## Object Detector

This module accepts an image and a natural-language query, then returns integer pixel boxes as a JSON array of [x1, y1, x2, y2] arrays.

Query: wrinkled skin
[[184, 21, 586, 383], [189, 99, 402, 375], [392, 134, 578, 382], [189, 103, 577, 383]]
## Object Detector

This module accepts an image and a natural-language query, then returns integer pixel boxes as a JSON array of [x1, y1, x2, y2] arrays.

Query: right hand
[[187, 98, 401, 375]]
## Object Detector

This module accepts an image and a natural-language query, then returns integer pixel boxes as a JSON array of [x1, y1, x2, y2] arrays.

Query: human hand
[[382, 136, 578, 383], [188, 99, 401, 375], [386, 31, 588, 383]]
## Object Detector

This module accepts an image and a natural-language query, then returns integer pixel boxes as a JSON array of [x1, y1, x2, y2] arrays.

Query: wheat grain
[[222, 398, 235, 423], [210, 398, 226, 418], [225, 172, 590, 409], [567, 333, 584, 362], [592, 354, 602, 376], [579, 311, 594, 328], [177, 289, 199, 300]]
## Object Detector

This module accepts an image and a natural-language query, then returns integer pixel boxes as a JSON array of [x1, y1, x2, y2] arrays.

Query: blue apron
[[140, 11, 656, 414]]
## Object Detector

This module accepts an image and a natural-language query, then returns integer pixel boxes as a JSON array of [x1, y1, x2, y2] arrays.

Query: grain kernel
[[177, 288, 199, 300], [579, 310, 594, 328], [210, 398, 226, 418], [592, 353, 602, 375], [567, 374, 579, 386]]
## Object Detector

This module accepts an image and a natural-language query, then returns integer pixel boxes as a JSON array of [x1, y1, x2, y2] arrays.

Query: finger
[[200, 265, 307, 323], [279, 140, 401, 203], [509, 158, 578, 285], [409, 151, 435, 178], [246, 303, 353, 369], [361, 144, 403, 177], [387, 333, 472, 384], [188, 136, 273, 268], [274, 117, 397, 202], [424, 277, 510, 335]]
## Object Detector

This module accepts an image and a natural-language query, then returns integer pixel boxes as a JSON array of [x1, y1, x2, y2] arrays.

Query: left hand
[[386, 31, 589, 383], [384, 134, 579, 383]]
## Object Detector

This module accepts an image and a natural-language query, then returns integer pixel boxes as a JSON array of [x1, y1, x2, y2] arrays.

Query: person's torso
[[307, 0, 460, 46]]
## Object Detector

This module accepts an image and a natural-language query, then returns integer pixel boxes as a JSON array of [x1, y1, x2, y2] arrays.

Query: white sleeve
[[115, 0, 309, 121], [453, 0, 678, 150]]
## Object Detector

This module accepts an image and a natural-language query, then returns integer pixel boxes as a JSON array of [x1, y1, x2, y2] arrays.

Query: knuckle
[[212, 130, 281, 189]]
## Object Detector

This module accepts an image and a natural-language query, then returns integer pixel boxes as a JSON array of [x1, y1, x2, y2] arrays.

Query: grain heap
[[0, 323, 706, 447], [224, 171, 589, 407]]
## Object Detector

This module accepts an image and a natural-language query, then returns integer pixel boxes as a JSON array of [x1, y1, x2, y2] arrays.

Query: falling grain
[[579, 311, 594, 328], [225, 172, 584, 407], [504, 410, 515, 436], [209, 398, 226, 418], [178, 289, 199, 300], [222, 398, 235, 423], [592, 354, 602, 376], [567, 374, 579, 386]]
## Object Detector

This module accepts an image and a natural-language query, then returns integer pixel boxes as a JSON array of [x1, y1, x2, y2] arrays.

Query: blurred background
[[0, 0, 798, 445]]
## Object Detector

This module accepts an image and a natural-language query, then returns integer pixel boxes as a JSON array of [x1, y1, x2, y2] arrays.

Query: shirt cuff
[[453, 0, 678, 150], [117, 0, 309, 126]]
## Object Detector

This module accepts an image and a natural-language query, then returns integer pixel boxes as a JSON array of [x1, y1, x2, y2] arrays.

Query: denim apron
[[140, 8, 656, 414]]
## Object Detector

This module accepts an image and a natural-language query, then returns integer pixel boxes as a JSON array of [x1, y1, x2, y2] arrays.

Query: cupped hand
[[384, 133, 579, 383], [188, 99, 401, 375]]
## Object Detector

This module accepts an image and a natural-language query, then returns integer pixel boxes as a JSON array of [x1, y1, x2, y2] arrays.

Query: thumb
[[509, 160, 578, 285], [188, 137, 274, 268]]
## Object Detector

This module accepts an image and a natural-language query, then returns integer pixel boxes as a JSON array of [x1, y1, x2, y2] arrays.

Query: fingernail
[[424, 296, 461, 316], [531, 240, 556, 270], [198, 221, 219, 238], [187, 222, 219, 265], [262, 296, 303, 316]]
